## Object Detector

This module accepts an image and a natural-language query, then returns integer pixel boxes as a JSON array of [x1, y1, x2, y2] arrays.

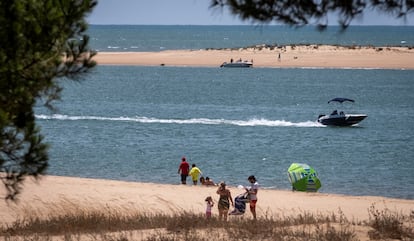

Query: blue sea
[[35, 25, 414, 200], [87, 25, 413, 51]]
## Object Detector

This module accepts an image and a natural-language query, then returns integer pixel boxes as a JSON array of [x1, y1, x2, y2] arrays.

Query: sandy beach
[[94, 45, 414, 69], [1, 175, 413, 225], [2, 45, 413, 239]]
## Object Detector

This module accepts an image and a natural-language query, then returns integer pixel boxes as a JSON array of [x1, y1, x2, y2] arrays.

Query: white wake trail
[[36, 114, 323, 127]]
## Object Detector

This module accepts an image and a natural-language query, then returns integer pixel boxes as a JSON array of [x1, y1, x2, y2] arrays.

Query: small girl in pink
[[205, 196, 214, 219]]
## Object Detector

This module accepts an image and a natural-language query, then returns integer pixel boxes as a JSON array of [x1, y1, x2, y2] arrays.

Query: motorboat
[[317, 98, 367, 126], [318, 111, 367, 126], [220, 59, 253, 68]]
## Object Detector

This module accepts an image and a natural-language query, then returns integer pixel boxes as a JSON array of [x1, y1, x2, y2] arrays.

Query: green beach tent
[[287, 163, 321, 192]]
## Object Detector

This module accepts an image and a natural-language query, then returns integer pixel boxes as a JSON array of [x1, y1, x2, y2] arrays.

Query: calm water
[[32, 25, 414, 200], [35, 65, 414, 200], [88, 25, 414, 51]]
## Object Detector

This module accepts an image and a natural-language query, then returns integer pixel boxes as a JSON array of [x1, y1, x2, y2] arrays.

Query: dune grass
[[367, 204, 414, 240], [0, 202, 413, 241]]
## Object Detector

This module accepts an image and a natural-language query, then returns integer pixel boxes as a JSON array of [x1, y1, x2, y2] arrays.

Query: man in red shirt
[[177, 156, 190, 184]]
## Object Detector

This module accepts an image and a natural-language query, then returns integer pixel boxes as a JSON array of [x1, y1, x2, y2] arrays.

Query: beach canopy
[[328, 97, 355, 103], [287, 163, 321, 192]]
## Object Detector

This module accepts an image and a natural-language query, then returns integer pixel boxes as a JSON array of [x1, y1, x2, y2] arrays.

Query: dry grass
[[0, 202, 413, 241], [367, 204, 414, 240]]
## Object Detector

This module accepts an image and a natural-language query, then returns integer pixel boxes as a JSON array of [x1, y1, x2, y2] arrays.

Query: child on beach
[[205, 196, 214, 219], [200, 176, 216, 186], [204, 176, 216, 186]]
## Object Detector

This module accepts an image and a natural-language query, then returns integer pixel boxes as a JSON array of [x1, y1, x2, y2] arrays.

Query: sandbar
[[94, 45, 414, 69]]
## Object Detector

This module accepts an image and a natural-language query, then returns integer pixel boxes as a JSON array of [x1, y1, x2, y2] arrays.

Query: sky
[[87, 0, 414, 26]]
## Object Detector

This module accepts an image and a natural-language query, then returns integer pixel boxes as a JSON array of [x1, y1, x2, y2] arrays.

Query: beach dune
[[1, 175, 413, 225], [94, 45, 414, 69]]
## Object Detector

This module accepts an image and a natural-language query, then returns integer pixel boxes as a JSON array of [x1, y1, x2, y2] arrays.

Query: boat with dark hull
[[317, 98, 367, 126], [220, 59, 253, 68], [318, 112, 367, 126]]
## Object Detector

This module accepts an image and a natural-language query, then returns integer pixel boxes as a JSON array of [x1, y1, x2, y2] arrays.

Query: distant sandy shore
[[94, 45, 414, 69], [1, 175, 413, 226]]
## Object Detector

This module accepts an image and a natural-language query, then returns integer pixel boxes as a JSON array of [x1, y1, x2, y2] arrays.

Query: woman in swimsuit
[[216, 182, 233, 221]]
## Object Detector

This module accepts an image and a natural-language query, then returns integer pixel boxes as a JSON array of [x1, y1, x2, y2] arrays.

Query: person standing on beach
[[189, 163, 202, 185], [177, 157, 189, 184], [216, 182, 233, 221], [205, 196, 214, 219], [245, 175, 259, 219]]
